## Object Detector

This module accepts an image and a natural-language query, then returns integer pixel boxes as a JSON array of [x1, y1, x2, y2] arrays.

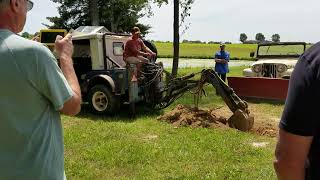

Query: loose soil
[[158, 104, 278, 137]]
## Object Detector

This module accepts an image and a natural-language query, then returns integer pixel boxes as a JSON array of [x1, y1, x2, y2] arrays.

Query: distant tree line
[[239, 33, 281, 44], [181, 40, 232, 44]]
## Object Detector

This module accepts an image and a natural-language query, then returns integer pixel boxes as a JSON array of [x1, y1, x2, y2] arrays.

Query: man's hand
[[145, 52, 156, 59], [54, 33, 82, 116], [55, 33, 74, 60], [31, 35, 40, 42], [150, 52, 156, 57]]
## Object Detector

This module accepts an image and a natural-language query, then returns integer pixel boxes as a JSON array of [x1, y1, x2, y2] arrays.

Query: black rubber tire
[[88, 85, 119, 114]]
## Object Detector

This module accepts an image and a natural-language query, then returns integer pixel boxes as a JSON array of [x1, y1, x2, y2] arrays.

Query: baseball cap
[[131, 27, 141, 35], [220, 43, 225, 47]]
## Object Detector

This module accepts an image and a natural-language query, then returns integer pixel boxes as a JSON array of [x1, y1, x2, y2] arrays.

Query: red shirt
[[123, 37, 145, 60]]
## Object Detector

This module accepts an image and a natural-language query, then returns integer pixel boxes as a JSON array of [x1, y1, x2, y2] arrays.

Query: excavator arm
[[200, 69, 254, 131], [144, 66, 254, 132]]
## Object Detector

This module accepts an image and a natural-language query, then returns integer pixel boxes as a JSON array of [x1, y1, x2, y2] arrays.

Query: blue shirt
[[214, 50, 230, 74]]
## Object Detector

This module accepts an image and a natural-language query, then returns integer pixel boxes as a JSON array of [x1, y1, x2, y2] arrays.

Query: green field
[[155, 42, 312, 60], [155, 42, 257, 60], [63, 66, 284, 179]]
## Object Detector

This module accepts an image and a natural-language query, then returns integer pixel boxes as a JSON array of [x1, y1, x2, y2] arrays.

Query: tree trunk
[[172, 0, 179, 77], [89, 0, 99, 26]]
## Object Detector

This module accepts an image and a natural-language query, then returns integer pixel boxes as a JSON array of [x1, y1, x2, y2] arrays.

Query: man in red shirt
[[123, 27, 156, 66]]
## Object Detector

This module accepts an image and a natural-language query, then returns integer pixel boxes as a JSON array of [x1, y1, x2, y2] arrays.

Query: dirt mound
[[157, 104, 228, 129], [158, 104, 278, 137], [251, 122, 278, 137]]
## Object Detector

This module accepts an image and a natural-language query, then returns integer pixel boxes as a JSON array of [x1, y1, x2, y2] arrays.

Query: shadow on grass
[[242, 97, 285, 105], [77, 103, 164, 123]]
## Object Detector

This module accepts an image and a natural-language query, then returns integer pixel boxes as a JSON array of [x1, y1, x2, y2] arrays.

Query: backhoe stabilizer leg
[[228, 109, 254, 132]]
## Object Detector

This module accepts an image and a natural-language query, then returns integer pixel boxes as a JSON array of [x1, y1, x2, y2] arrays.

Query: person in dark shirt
[[214, 43, 230, 82], [274, 42, 320, 180]]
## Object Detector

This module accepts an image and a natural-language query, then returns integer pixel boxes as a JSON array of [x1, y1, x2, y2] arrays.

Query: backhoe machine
[[135, 63, 254, 132], [38, 26, 254, 132]]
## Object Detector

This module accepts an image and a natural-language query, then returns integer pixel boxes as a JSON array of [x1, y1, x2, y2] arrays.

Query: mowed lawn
[[63, 66, 284, 179], [155, 42, 257, 60]]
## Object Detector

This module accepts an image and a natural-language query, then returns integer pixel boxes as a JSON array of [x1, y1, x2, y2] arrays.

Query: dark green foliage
[[240, 33, 248, 43], [46, 0, 169, 34], [21, 32, 32, 39], [255, 33, 265, 42], [271, 34, 280, 42]]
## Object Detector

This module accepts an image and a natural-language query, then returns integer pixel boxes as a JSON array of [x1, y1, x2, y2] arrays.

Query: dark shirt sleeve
[[280, 53, 320, 136]]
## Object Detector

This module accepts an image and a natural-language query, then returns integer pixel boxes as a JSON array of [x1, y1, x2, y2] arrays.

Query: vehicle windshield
[[258, 44, 305, 56]]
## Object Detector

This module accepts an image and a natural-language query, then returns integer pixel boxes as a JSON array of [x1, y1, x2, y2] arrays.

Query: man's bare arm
[[274, 129, 313, 180], [215, 58, 228, 64], [55, 34, 82, 116], [141, 41, 156, 57]]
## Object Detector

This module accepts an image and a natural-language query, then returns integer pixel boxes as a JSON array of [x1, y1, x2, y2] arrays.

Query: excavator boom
[[141, 64, 254, 132]]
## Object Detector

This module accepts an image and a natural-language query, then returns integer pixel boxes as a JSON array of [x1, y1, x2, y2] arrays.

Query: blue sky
[[24, 0, 320, 43]]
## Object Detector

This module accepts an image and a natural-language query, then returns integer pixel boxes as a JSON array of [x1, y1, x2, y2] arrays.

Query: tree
[[272, 34, 280, 42], [239, 33, 247, 43], [47, 0, 194, 77], [21, 32, 32, 39], [172, 0, 194, 77], [172, 0, 179, 77], [89, 0, 99, 26], [46, 0, 168, 34], [255, 33, 265, 42]]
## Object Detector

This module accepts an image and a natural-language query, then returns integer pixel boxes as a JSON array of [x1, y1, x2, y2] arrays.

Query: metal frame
[[256, 42, 306, 58]]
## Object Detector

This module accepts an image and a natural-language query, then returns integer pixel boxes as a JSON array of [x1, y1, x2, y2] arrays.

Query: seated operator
[[123, 27, 156, 71]]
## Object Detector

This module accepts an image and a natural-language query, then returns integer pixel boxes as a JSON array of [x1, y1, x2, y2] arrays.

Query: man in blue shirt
[[214, 43, 230, 82]]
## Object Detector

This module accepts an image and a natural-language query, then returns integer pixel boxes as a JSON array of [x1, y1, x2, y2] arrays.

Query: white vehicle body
[[243, 42, 306, 79], [72, 26, 129, 71], [39, 26, 159, 115]]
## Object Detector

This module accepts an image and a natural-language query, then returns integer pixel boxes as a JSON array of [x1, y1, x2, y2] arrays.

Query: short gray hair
[[0, 0, 10, 10]]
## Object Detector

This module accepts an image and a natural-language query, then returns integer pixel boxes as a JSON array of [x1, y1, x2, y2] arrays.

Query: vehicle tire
[[88, 85, 119, 114]]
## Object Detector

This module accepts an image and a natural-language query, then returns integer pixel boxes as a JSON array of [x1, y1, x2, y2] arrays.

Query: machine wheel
[[88, 85, 119, 114]]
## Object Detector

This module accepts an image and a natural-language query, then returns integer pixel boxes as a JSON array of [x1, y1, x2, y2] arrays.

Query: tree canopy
[[239, 33, 247, 43], [21, 32, 32, 39], [271, 34, 280, 42], [46, 0, 169, 35], [255, 33, 265, 42], [46, 0, 194, 77]]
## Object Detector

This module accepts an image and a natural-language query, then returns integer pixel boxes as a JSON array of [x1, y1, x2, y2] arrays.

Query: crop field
[[155, 42, 257, 60], [63, 66, 285, 179], [155, 42, 312, 60]]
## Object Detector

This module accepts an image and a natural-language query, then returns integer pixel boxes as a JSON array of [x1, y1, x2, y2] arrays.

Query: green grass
[[155, 42, 257, 60], [155, 42, 312, 60], [63, 66, 284, 179]]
